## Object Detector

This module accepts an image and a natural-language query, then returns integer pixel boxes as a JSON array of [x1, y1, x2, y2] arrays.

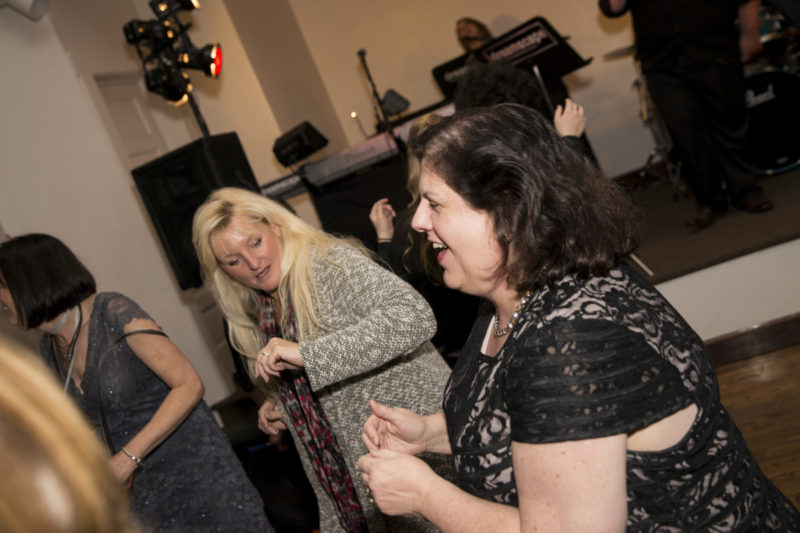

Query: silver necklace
[[493, 290, 531, 337]]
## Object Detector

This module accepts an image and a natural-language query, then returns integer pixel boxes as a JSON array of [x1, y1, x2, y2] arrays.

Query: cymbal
[[603, 44, 636, 59]]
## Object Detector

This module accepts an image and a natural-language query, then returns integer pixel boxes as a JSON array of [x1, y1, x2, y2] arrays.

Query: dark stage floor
[[623, 166, 800, 284]]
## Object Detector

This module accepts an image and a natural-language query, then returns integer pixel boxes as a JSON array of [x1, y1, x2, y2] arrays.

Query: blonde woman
[[193, 187, 452, 533]]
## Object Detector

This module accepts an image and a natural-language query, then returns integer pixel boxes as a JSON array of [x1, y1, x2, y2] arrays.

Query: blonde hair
[[0, 339, 138, 533], [192, 187, 365, 391]]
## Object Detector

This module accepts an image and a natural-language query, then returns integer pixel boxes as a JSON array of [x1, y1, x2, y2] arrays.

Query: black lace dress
[[41, 292, 273, 533], [444, 265, 799, 531]]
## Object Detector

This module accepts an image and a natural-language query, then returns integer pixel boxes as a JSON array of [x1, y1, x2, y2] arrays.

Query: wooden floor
[[717, 343, 800, 508]]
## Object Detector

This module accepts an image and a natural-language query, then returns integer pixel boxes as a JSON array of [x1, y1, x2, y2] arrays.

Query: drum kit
[[744, 6, 800, 174], [604, 5, 800, 185]]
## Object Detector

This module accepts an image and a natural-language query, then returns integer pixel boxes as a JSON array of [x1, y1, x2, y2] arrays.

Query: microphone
[[357, 48, 366, 59]]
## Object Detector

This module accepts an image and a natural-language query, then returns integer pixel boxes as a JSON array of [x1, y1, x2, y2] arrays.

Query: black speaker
[[272, 121, 328, 167], [308, 153, 409, 249], [132, 132, 259, 290]]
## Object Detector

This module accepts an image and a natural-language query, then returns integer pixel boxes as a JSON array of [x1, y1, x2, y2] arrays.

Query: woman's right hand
[[258, 399, 287, 436], [362, 399, 428, 455], [553, 98, 586, 137], [369, 198, 396, 241]]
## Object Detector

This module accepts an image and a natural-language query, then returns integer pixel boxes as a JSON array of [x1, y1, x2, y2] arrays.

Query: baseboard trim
[[705, 312, 800, 367]]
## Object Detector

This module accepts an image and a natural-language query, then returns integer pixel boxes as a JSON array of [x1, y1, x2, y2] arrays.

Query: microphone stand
[[357, 49, 406, 157]]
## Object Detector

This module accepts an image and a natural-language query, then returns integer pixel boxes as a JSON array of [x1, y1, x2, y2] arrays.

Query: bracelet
[[121, 446, 143, 468], [377, 238, 392, 243]]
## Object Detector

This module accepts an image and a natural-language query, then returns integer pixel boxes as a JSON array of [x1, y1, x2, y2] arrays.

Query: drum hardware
[[633, 60, 686, 199]]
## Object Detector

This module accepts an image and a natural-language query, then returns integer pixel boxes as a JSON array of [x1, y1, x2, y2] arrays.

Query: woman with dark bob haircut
[[358, 104, 799, 531], [0, 234, 273, 532]]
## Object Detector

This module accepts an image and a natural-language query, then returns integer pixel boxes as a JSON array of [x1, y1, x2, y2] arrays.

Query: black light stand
[[357, 49, 406, 156]]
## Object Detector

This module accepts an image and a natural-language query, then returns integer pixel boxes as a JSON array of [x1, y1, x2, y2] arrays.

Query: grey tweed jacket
[[281, 245, 453, 533]]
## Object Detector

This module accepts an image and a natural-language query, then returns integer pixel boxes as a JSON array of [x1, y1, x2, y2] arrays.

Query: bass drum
[[745, 69, 800, 174]]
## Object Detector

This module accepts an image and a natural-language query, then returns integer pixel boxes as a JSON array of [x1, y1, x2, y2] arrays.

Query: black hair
[[453, 60, 550, 117], [410, 104, 640, 291], [0, 234, 96, 329]]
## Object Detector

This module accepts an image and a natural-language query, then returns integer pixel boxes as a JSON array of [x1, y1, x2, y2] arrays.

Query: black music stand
[[432, 17, 592, 103]]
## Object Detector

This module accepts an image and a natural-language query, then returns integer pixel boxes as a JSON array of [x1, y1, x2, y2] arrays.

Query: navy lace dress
[[444, 265, 799, 531], [41, 292, 273, 533]]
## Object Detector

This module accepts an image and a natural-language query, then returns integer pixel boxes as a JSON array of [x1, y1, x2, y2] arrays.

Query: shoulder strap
[[112, 328, 168, 345], [96, 328, 168, 453]]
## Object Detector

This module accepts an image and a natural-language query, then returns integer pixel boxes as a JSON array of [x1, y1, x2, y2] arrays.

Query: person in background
[[456, 17, 493, 53], [0, 336, 140, 533], [369, 113, 482, 361], [192, 187, 452, 533], [599, 0, 773, 229], [358, 104, 799, 531], [453, 60, 593, 161], [0, 233, 273, 533]]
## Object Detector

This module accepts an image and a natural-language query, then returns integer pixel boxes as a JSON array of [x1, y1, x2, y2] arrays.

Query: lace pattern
[[443, 266, 799, 530]]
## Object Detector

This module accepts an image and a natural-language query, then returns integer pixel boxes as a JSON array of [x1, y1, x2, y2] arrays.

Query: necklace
[[48, 305, 83, 392], [45, 306, 71, 334], [493, 290, 531, 337]]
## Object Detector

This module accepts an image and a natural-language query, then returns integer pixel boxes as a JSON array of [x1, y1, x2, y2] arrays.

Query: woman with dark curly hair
[[358, 104, 799, 531]]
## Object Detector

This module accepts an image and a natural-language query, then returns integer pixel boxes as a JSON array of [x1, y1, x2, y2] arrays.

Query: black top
[[599, 0, 746, 71], [41, 292, 272, 532], [444, 266, 799, 530]]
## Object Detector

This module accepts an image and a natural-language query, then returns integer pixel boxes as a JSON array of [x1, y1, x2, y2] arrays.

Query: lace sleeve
[[506, 318, 692, 444], [102, 292, 161, 331]]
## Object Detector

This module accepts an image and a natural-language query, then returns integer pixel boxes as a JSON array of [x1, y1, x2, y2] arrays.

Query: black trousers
[[644, 61, 758, 207]]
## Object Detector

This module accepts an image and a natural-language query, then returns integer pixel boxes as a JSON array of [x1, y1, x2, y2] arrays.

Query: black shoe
[[685, 204, 724, 230], [733, 189, 773, 213]]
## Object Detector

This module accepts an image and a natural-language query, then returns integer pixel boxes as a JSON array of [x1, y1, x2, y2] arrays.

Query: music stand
[[432, 17, 592, 101]]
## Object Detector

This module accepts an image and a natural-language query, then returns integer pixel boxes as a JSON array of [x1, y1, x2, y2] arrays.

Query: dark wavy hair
[[0, 234, 96, 329], [453, 60, 549, 117], [410, 103, 641, 292]]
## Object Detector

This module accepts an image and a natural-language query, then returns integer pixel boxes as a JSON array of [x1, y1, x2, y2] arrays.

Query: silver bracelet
[[121, 446, 143, 468]]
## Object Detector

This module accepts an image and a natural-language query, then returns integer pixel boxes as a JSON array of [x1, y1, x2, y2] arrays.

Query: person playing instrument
[[357, 104, 799, 531], [0, 233, 273, 533], [453, 59, 593, 161], [599, 0, 773, 229], [192, 186, 453, 533], [456, 17, 493, 53]]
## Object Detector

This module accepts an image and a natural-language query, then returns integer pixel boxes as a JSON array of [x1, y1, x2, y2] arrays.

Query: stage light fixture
[[125, 0, 218, 137], [177, 43, 221, 77], [149, 0, 199, 18], [123, 19, 149, 44], [123, 19, 177, 46], [145, 64, 191, 105], [0, 0, 48, 21]]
